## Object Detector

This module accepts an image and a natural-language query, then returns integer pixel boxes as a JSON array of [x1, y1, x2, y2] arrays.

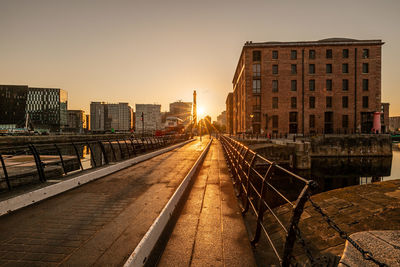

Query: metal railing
[[0, 134, 189, 192], [220, 135, 389, 266], [219, 135, 317, 266]]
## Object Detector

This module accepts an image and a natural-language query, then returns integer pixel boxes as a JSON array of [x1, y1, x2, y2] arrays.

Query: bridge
[[0, 135, 399, 266]]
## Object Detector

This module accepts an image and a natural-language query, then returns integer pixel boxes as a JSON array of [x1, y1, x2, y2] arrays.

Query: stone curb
[[123, 138, 213, 267]]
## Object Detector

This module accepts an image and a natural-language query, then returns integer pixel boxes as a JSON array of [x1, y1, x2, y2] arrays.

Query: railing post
[[236, 148, 249, 197], [0, 153, 11, 190], [86, 142, 97, 168], [128, 138, 137, 156], [107, 139, 117, 162], [72, 142, 84, 171], [28, 144, 46, 182], [123, 138, 131, 158], [242, 153, 257, 214], [98, 141, 109, 165], [251, 163, 275, 245], [54, 144, 67, 175], [116, 140, 124, 159], [282, 184, 314, 267]]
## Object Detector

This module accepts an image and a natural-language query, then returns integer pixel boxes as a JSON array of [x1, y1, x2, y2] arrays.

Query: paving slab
[[0, 139, 208, 266], [158, 140, 256, 267], [339, 230, 400, 266]]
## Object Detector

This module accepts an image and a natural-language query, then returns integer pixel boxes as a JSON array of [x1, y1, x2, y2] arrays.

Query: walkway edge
[[0, 139, 194, 217], [123, 138, 213, 267]]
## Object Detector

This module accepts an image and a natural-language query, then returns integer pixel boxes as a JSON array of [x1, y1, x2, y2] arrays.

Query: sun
[[197, 106, 205, 119]]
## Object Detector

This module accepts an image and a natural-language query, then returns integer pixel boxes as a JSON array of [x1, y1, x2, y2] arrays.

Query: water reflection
[[294, 144, 400, 194]]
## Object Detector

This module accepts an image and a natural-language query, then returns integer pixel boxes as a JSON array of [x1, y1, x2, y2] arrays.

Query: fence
[[0, 134, 189, 191], [219, 135, 388, 266]]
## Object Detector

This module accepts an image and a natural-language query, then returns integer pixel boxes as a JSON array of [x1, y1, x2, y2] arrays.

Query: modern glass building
[[26, 87, 68, 132]]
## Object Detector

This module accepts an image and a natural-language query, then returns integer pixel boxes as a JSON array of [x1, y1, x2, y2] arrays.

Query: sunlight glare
[[197, 106, 205, 118]]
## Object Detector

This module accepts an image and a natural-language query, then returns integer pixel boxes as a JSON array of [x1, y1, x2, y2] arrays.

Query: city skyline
[[1, 0, 400, 120]]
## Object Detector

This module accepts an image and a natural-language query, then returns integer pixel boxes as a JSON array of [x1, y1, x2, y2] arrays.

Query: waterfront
[[296, 144, 400, 194]]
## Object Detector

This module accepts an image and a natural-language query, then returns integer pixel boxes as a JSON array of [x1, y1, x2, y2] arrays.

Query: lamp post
[[249, 114, 254, 134]]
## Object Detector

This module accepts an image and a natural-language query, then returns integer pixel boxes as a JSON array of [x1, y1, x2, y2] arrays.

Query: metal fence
[[220, 135, 388, 266], [220, 135, 316, 266], [0, 134, 189, 192]]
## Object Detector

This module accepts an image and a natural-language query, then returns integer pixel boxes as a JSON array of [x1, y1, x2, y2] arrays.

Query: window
[[342, 115, 349, 128], [362, 63, 369, 73], [272, 65, 278, 74], [253, 50, 261, 61], [309, 79, 315, 91], [326, 96, 332, 108], [363, 79, 369, 91], [326, 79, 332, 91], [342, 63, 349, 73], [309, 96, 315, 108], [291, 80, 297, 91], [309, 50, 316, 59], [291, 50, 297, 60], [291, 64, 297, 74], [342, 96, 348, 108], [309, 64, 315, 74], [309, 114, 315, 128], [253, 64, 261, 77], [362, 96, 369, 108], [326, 64, 332, 73], [272, 97, 278, 109], [362, 49, 369, 59], [272, 50, 278, 59], [291, 97, 297, 108], [343, 49, 349, 58], [272, 115, 278, 128], [272, 80, 278, 92], [254, 95, 261, 110], [326, 49, 333, 59], [252, 79, 261, 94], [342, 79, 349, 91], [289, 112, 298, 122], [253, 112, 261, 122]]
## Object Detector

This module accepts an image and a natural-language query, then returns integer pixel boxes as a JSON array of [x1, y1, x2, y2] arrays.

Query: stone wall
[[310, 134, 392, 157]]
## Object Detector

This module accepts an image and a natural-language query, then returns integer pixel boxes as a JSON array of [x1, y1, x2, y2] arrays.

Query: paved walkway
[[158, 140, 256, 267], [0, 139, 208, 266]]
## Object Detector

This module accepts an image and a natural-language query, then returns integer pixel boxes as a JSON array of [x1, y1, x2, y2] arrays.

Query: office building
[[135, 104, 162, 134], [0, 85, 68, 132], [230, 38, 384, 135], [107, 103, 132, 132], [169, 101, 192, 124], [90, 102, 132, 132], [0, 85, 28, 129], [389, 116, 400, 132], [90, 102, 109, 132], [66, 110, 85, 133]]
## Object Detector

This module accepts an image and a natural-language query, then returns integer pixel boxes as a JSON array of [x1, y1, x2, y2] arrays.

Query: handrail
[[0, 134, 190, 192], [219, 135, 317, 266]]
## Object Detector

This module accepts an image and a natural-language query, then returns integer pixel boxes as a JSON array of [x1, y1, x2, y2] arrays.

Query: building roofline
[[243, 38, 384, 48]]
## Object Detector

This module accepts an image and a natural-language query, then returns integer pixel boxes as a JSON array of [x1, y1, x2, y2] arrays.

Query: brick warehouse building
[[228, 38, 384, 136]]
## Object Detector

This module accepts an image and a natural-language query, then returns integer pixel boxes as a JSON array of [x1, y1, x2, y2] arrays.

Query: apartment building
[[230, 38, 384, 136]]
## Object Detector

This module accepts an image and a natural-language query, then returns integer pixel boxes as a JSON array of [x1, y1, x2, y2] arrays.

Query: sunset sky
[[1, 0, 399, 120]]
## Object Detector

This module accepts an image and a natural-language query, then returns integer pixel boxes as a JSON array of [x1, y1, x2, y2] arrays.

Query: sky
[[1, 0, 400, 120]]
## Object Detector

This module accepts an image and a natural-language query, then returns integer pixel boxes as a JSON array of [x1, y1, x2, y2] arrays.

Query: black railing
[[220, 135, 390, 266], [0, 134, 189, 192], [219, 135, 317, 266]]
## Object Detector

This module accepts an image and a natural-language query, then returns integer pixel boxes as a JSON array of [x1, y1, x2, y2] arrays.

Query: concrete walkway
[[158, 140, 256, 267], [0, 140, 208, 267]]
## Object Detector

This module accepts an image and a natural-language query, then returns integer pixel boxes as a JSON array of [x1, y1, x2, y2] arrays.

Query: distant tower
[[193, 90, 197, 127]]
